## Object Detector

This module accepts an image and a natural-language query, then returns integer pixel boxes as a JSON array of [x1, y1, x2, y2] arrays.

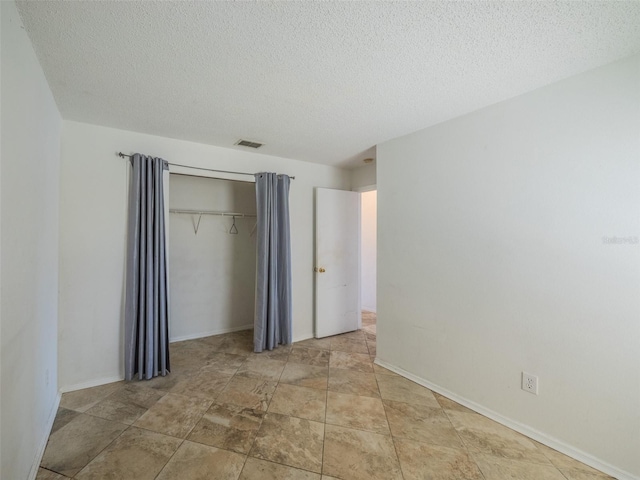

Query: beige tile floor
[[38, 311, 615, 479]]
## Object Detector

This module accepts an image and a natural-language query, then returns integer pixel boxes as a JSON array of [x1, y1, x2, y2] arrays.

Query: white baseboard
[[60, 326, 254, 393], [28, 391, 61, 480], [169, 323, 253, 343], [374, 358, 637, 480], [293, 332, 315, 343], [59, 375, 124, 394]]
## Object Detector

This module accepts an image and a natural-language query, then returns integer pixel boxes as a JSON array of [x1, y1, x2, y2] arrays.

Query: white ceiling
[[16, 1, 640, 168]]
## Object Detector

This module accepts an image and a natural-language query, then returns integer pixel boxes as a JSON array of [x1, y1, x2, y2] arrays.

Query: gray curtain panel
[[124, 154, 171, 381], [254, 172, 293, 352]]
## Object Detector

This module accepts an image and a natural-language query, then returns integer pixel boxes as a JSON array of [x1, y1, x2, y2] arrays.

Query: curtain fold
[[124, 153, 171, 380], [254, 172, 292, 352]]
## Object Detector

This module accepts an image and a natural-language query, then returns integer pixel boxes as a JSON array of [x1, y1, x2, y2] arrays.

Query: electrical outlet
[[522, 372, 538, 395]]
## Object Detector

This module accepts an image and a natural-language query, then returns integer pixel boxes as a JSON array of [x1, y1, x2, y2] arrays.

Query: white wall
[[1, 2, 62, 479], [360, 190, 377, 312], [377, 54, 640, 479], [59, 121, 350, 390], [350, 162, 376, 190], [169, 175, 257, 341]]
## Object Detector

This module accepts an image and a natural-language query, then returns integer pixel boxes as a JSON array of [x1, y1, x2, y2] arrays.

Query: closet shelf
[[169, 209, 256, 218]]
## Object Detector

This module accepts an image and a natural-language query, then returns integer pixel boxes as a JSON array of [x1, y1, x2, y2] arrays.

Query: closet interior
[[168, 174, 257, 342]]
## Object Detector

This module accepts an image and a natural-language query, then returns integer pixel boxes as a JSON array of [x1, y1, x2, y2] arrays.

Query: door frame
[[357, 185, 377, 319], [312, 184, 377, 338]]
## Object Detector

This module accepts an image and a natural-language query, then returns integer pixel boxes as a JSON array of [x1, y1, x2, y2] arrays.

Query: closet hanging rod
[[117, 152, 295, 180], [170, 209, 257, 218]]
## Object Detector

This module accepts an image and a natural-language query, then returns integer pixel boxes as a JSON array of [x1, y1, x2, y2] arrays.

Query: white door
[[315, 188, 361, 338]]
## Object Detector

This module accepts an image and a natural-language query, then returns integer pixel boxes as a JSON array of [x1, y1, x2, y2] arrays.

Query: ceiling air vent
[[235, 139, 263, 149]]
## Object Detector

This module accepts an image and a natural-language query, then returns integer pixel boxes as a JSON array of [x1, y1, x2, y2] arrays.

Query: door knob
[[314, 267, 326, 273]]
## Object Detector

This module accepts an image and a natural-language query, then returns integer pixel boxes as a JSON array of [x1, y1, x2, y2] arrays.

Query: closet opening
[[167, 173, 257, 343]]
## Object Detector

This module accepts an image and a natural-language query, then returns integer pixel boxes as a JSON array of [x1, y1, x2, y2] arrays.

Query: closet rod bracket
[[193, 214, 203, 235]]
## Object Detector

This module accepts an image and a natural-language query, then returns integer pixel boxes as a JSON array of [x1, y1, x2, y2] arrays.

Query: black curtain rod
[[117, 152, 295, 180], [169, 171, 255, 184]]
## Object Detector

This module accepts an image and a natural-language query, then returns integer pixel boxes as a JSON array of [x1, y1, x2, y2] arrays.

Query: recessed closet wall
[[168, 174, 257, 341], [58, 120, 350, 390]]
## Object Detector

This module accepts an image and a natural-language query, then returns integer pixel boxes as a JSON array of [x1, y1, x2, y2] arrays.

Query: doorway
[[360, 189, 377, 335], [313, 186, 377, 339]]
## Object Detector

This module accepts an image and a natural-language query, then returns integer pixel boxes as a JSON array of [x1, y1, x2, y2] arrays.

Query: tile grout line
[[376, 370, 407, 480], [438, 402, 488, 480], [327, 323, 405, 479], [436, 397, 577, 478], [321, 356, 329, 478], [152, 338, 242, 479], [152, 437, 186, 480], [528, 439, 588, 480], [236, 341, 289, 479], [450, 407, 577, 473], [71, 416, 131, 479], [155, 334, 256, 480], [55, 385, 131, 477], [129, 406, 201, 470]]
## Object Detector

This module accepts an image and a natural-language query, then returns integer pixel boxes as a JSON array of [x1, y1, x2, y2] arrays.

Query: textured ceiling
[[15, 1, 640, 168]]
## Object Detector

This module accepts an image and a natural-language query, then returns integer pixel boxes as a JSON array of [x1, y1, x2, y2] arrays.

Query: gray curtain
[[254, 172, 293, 352], [124, 153, 170, 381]]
